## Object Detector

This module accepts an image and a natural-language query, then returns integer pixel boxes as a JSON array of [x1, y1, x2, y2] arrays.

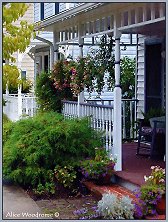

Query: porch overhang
[[35, 2, 165, 44]]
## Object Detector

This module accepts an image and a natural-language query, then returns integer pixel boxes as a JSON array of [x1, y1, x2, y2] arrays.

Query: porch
[[34, 2, 166, 171], [116, 142, 165, 188]]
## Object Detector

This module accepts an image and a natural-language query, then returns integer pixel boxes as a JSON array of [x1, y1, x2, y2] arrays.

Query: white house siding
[[136, 34, 145, 119], [59, 3, 66, 13], [136, 34, 166, 119], [34, 3, 40, 22], [66, 34, 137, 60], [44, 3, 55, 19]]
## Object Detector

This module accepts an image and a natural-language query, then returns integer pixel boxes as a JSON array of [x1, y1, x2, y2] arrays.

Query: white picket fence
[[3, 94, 37, 121], [62, 99, 137, 151]]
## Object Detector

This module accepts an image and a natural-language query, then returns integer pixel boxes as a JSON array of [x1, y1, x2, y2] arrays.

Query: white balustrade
[[62, 98, 137, 152]]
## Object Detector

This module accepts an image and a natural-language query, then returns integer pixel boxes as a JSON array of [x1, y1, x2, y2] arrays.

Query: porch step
[[145, 214, 166, 220], [83, 181, 137, 202], [83, 181, 166, 220], [113, 172, 141, 192]]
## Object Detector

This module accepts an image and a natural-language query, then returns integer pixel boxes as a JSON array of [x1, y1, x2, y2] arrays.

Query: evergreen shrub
[[3, 112, 102, 194]]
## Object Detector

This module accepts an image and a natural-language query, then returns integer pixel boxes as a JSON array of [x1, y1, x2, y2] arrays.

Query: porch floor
[[115, 142, 165, 186]]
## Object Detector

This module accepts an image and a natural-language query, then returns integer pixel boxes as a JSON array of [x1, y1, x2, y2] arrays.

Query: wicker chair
[[137, 116, 165, 160]]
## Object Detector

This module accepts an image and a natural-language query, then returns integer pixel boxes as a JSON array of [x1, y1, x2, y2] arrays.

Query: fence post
[[18, 85, 22, 119], [77, 91, 84, 117]]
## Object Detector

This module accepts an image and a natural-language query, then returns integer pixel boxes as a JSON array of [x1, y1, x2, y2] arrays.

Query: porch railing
[[62, 98, 138, 151]]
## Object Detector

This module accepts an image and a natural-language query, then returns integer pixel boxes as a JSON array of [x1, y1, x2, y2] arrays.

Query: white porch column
[[113, 29, 122, 171], [17, 51, 22, 119], [53, 31, 59, 61], [41, 52, 44, 71], [50, 45, 54, 70], [77, 25, 84, 117]]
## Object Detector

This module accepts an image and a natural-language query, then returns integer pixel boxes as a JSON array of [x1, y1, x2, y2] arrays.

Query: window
[[40, 3, 44, 20], [21, 71, 26, 79], [44, 55, 49, 72], [55, 3, 59, 14]]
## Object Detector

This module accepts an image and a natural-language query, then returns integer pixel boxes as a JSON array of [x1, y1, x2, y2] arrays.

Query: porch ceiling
[[35, 2, 165, 43], [120, 20, 165, 36]]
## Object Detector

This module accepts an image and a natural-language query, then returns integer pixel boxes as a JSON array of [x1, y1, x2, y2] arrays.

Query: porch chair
[[136, 116, 165, 160]]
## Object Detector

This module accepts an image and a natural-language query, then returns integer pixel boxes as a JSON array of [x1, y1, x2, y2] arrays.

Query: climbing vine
[[50, 34, 135, 98]]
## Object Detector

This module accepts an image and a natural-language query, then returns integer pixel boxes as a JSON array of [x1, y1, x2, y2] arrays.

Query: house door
[[145, 42, 162, 113]]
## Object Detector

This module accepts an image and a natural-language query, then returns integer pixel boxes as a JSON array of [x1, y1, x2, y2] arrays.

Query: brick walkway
[[35, 195, 98, 219]]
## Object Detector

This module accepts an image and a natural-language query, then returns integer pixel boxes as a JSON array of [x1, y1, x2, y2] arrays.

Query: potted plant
[[80, 147, 117, 185], [140, 108, 165, 127], [134, 165, 165, 218]]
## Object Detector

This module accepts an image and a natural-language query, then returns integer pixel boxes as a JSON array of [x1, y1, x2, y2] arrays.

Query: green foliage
[[3, 3, 35, 88], [141, 108, 165, 125], [120, 57, 136, 98], [38, 38, 135, 100], [35, 71, 75, 112], [54, 165, 77, 189], [33, 171, 55, 196], [80, 148, 117, 180], [3, 78, 32, 94], [3, 112, 102, 194], [134, 184, 163, 217], [3, 114, 13, 145], [134, 165, 165, 217]]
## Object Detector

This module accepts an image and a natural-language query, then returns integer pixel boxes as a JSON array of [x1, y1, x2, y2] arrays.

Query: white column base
[[113, 86, 122, 171]]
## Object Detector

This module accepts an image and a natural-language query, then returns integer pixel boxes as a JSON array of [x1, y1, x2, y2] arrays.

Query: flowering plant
[[80, 148, 117, 180], [134, 165, 165, 218], [144, 166, 165, 193], [134, 184, 163, 218]]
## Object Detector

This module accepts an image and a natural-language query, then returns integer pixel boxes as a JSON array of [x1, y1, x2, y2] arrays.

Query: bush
[[54, 165, 77, 189], [35, 71, 75, 113], [3, 78, 33, 94], [3, 113, 14, 145], [3, 112, 102, 194]]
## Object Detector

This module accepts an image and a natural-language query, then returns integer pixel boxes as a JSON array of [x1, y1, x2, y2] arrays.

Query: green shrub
[[3, 113, 11, 124], [3, 78, 33, 94], [54, 165, 77, 189], [3, 112, 102, 194], [3, 113, 14, 145], [35, 71, 75, 113]]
